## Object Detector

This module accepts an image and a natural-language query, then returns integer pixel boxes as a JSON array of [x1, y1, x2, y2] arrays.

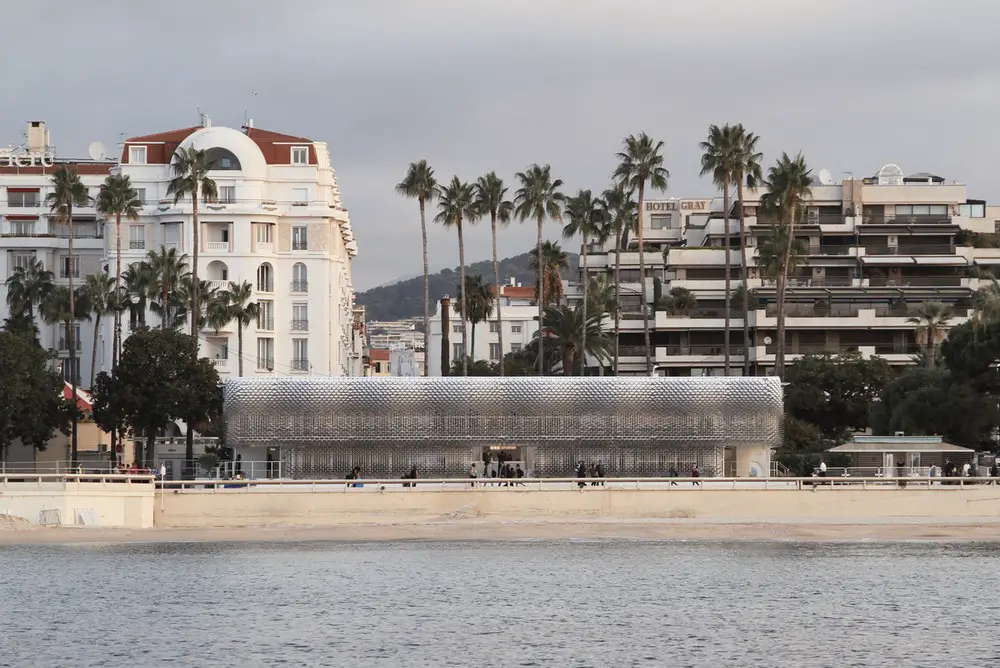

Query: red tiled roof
[[123, 126, 201, 144], [244, 127, 313, 144], [63, 382, 93, 414], [369, 348, 390, 361], [500, 286, 535, 299], [121, 125, 316, 166]]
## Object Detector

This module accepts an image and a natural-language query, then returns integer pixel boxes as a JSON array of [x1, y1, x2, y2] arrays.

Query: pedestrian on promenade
[[989, 461, 999, 485], [468, 463, 478, 488], [596, 462, 606, 487], [691, 464, 701, 486], [897, 460, 907, 488], [576, 461, 587, 489], [515, 464, 525, 486], [669, 466, 679, 486]]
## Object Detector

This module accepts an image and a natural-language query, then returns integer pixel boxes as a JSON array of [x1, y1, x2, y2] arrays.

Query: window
[[895, 204, 948, 217], [59, 324, 81, 351], [650, 214, 673, 229], [961, 202, 986, 218], [255, 224, 273, 244], [256, 263, 273, 292], [292, 188, 308, 205], [490, 343, 501, 361], [7, 190, 39, 207], [10, 253, 35, 271], [257, 300, 274, 330], [60, 255, 80, 278], [291, 262, 308, 292], [292, 226, 308, 250], [134, 188, 146, 204], [452, 343, 464, 360], [292, 339, 309, 371], [128, 146, 147, 165], [11, 220, 35, 236], [510, 343, 522, 353], [219, 186, 236, 203], [292, 303, 308, 330], [59, 358, 79, 384], [129, 225, 144, 249], [452, 324, 462, 333], [489, 321, 500, 333], [291, 146, 309, 165], [205, 147, 242, 171], [256, 338, 274, 370], [511, 323, 523, 334]]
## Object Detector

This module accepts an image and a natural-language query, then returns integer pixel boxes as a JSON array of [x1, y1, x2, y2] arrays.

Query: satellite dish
[[88, 141, 108, 161], [818, 168, 834, 186], [877, 164, 904, 186]]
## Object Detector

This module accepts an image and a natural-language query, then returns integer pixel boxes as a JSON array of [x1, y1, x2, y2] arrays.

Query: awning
[[861, 256, 916, 265], [911, 256, 969, 266], [827, 441, 973, 453], [975, 258, 1000, 266]]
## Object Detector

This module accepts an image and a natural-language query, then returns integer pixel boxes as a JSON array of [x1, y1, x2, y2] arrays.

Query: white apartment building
[[426, 282, 539, 375], [0, 121, 115, 386], [585, 164, 998, 376], [108, 117, 361, 377]]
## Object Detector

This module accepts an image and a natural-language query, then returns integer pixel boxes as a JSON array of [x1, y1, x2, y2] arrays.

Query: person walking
[[989, 461, 999, 485], [576, 461, 587, 489], [468, 462, 478, 488], [691, 464, 702, 487]]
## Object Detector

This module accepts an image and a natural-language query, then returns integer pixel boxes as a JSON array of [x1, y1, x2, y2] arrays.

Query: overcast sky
[[2, 0, 997, 290]]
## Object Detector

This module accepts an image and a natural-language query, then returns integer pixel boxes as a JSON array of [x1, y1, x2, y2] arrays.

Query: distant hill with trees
[[357, 249, 579, 321]]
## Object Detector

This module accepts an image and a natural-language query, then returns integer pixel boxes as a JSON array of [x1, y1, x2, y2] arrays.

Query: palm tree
[[732, 126, 764, 375], [563, 190, 609, 375], [166, 147, 218, 337], [121, 262, 155, 330], [600, 182, 637, 375], [587, 274, 616, 319], [756, 225, 807, 364], [473, 172, 513, 375], [395, 161, 438, 376], [48, 166, 91, 468], [96, 173, 141, 377], [528, 241, 570, 306], [908, 301, 952, 369], [614, 134, 669, 375], [216, 280, 259, 377], [663, 286, 698, 316], [453, 273, 495, 362], [435, 177, 478, 375], [83, 273, 115, 388], [5, 257, 54, 323], [700, 124, 742, 375], [178, 276, 217, 332], [542, 304, 612, 376], [762, 152, 812, 376], [146, 247, 189, 330], [514, 164, 566, 376]]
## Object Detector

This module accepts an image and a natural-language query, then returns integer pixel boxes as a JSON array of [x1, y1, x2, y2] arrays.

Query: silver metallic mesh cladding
[[224, 377, 783, 478]]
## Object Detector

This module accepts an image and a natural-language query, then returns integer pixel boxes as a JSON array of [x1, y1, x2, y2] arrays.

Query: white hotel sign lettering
[[3, 151, 55, 168]]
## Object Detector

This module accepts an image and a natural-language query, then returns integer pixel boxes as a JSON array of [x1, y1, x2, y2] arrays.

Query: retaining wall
[[0, 479, 155, 528]]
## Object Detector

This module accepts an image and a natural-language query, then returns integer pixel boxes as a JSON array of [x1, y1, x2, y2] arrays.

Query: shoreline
[[3, 518, 1000, 545]]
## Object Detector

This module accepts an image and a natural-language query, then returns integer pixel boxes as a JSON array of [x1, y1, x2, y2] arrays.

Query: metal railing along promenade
[[0, 473, 155, 486]]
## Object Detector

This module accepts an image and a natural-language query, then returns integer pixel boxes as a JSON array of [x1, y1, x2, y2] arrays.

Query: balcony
[[207, 280, 230, 292], [256, 242, 274, 253], [618, 346, 650, 357], [291, 358, 310, 372], [809, 245, 853, 256], [206, 241, 230, 252], [129, 240, 145, 250], [52, 227, 103, 239], [865, 244, 954, 256], [210, 357, 229, 369], [292, 241, 308, 251], [868, 276, 964, 287], [290, 280, 308, 293], [660, 345, 744, 357], [861, 214, 953, 225], [291, 319, 309, 331]]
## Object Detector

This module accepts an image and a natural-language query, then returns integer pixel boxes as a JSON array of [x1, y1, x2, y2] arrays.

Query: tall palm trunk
[[580, 237, 589, 376], [67, 204, 78, 468], [113, 211, 122, 460], [470, 320, 476, 362], [776, 195, 798, 377], [237, 324, 244, 376], [722, 179, 732, 376], [190, 187, 200, 337], [491, 211, 504, 376], [89, 312, 101, 388], [613, 229, 622, 375], [737, 179, 750, 376], [536, 215, 545, 376], [162, 279, 169, 330], [636, 182, 651, 375], [457, 218, 468, 376], [419, 197, 430, 376]]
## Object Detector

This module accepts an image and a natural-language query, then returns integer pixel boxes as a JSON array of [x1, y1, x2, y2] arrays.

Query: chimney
[[440, 296, 451, 376], [27, 121, 49, 153], [200, 114, 211, 128], [509, 277, 516, 286], [247, 118, 254, 129]]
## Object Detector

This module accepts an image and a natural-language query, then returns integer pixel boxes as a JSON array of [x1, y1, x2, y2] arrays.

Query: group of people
[[468, 462, 525, 486], [576, 461, 606, 488]]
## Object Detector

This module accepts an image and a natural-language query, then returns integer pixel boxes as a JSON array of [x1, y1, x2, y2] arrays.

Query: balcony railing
[[765, 304, 861, 318], [207, 280, 230, 292], [129, 240, 145, 249], [865, 244, 954, 255], [290, 280, 308, 293], [256, 242, 274, 253], [868, 276, 963, 287], [873, 344, 923, 355], [617, 346, 650, 357], [861, 214, 953, 225], [6, 199, 41, 208], [52, 228, 103, 239], [206, 241, 230, 252], [291, 319, 309, 331], [809, 245, 852, 255], [661, 345, 744, 356], [210, 358, 229, 368], [292, 241, 308, 251], [291, 358, 310, 372]]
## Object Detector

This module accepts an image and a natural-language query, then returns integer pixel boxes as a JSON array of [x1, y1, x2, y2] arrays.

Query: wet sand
[[3, 518, 1000, 545]]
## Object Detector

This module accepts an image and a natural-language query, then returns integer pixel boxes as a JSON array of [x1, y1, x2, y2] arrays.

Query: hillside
[[357, 249, 579, 321]]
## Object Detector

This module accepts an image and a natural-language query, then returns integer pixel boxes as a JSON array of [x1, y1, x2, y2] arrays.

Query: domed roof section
[[176, 126, 267, 179]]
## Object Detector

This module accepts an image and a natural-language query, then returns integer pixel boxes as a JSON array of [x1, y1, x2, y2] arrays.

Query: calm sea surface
[[1, 540, 998, 667]]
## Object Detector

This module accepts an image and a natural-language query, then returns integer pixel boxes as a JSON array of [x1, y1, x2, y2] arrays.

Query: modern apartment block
[[0, 121, 115, 385], [585, 164, 998, 376], [112, 117, 361, 377]]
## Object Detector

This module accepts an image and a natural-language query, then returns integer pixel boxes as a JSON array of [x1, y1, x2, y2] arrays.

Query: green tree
[[761, 152, 812, 376], [514, 164, 565, 376], [121, 262, 155, 330], [0, 331, 72, 463], [91, 328, 221, 468], [48, 166, 90, 467], [527, 241, 570, 307], [146, 246, 190, 329], [542, 304, 612, 376], [600, 182, 637, 374], [395, 160, 438, 376], [563, 189, 609, 375], [940, 320, 1000, 395], [435, 177, 479, 376], [96, 173, 142, 377], [662, 286, 697, 316], [732, 125, 764, 375], [473, 172, 514, 375], [453, 273, 495, 361], [587, 274, 616, 319], [5, 257, 54, 324], [166, 147, 218, 337], [755, 225, 807, 358], [907, 301, 951, 369], [40, 286, 91, 381], [83, 273, 115, 389], [213, 281, 259, 377], [450, 357, 499, 376], [614, 133, 669, 375]]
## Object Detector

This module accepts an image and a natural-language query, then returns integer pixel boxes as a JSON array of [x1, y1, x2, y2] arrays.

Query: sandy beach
[[3, 517, 1000, 545]]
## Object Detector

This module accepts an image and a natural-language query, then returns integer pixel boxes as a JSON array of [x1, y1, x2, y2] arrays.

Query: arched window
[[257, 262, 273, 292], [205, 147, 243, 171], [292, 262, 308, 292]]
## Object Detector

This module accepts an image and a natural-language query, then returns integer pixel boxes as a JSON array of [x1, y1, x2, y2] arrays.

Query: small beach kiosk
[[826, 435, 975, 476]]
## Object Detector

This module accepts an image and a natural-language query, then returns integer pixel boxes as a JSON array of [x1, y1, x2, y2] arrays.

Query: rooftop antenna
[[244, 91, 258, 131]]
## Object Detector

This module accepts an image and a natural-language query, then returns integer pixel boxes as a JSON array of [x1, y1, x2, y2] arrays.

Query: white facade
[[0, 121, 115, 387], [426, 283, 539, 375], [106, 119, 360, 378]]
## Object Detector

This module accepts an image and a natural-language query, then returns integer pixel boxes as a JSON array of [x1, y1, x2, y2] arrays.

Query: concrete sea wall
[[0, 478, 155, 528]]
